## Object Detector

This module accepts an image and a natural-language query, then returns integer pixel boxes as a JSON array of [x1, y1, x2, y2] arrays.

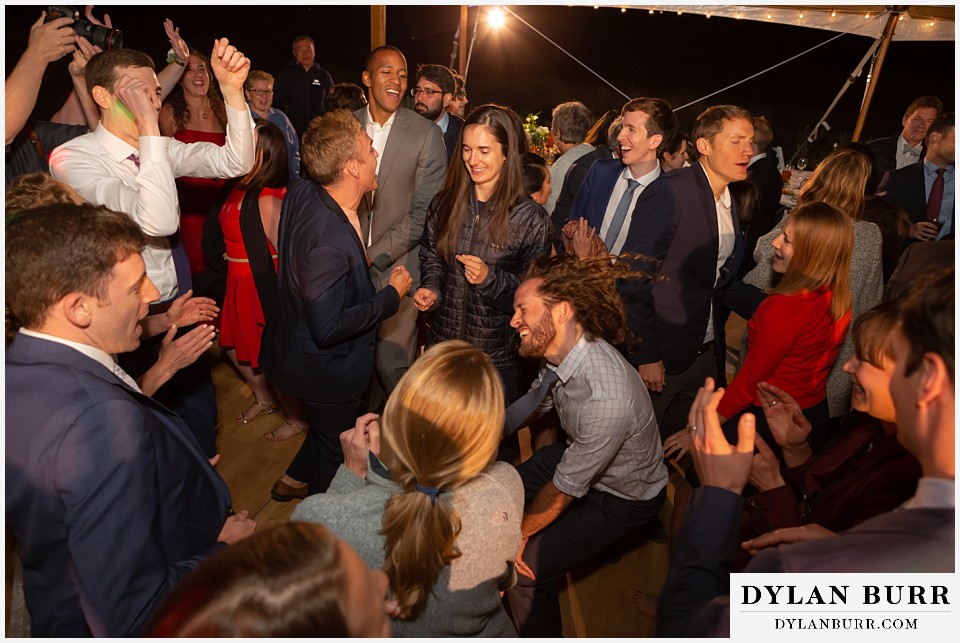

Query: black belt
[[696, 340, 715, 356]]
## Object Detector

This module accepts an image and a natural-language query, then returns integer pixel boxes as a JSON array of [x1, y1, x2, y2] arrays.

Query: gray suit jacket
[[355, 106, 447, 291]]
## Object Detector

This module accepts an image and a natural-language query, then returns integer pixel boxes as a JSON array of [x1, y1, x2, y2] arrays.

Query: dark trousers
[[285, 395, 366, 495], [118, 330, 218, 458], [505, 443, 666, 637], [650, 347, 718, 440]]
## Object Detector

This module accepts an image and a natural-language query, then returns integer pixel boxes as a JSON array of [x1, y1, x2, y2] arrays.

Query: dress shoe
[[271, 478, 308, 502]]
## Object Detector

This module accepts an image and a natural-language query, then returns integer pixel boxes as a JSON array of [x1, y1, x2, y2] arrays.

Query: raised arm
[[6, 12, 76, 144]]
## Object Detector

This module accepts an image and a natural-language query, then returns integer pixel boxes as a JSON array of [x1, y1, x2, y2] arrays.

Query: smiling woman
[[415, 104, 554, 402]]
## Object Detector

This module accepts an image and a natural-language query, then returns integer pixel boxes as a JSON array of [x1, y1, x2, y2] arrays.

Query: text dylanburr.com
[[731, 574, 957, 639]]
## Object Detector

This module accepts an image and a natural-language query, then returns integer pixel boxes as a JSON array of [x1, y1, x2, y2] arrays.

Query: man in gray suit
[[355, 46, 447, 401], [657, 267, 955, 637]]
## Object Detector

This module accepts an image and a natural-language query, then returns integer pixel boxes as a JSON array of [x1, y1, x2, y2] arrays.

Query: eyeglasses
[[248, 89, 273, 96], [411, 87, 442, 97]]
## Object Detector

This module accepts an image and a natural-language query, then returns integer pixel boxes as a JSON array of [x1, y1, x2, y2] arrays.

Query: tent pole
[[459, 6, 468, 76], [852, 9, 901, 141], [371, 6, 386, 49]]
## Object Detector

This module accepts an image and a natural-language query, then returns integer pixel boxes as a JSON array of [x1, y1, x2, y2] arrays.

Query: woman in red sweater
[[723, 201, 853, 453], [666, 201, 854, 461]]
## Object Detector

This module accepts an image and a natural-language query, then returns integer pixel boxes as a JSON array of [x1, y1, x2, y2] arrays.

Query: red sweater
[[718, 288, 850, 419]]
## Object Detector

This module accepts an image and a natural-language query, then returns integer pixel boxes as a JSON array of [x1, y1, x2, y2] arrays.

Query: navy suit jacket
[[619, 164, 757, 374], [882, 161, 954, 241], [443, 114, 464, 164], [5, 334, 231, 637], [259, 179, 400, 402]]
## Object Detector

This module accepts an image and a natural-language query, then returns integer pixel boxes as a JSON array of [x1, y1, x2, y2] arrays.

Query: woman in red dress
[[219, 122, 307, 441], [160, 49, 227, 278]]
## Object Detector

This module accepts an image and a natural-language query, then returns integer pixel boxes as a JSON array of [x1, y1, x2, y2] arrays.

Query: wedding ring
[[770, 400, 778, 406]]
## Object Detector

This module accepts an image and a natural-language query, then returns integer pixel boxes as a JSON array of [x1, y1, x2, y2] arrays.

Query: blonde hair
[[379, 340, 504, 620], [770, 201, 853, 321], [796, 148, 871, 221]]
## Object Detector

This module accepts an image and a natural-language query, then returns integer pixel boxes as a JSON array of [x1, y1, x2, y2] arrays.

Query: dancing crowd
[[5, 8, 955, 638]]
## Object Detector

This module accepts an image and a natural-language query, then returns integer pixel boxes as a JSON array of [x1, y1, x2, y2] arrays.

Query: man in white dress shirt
[[49, 40, 255, 456]]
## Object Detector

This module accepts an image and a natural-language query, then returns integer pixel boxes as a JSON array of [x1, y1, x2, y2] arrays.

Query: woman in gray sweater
[[292, 341, 523, 637], [744, 148, 883, 419]]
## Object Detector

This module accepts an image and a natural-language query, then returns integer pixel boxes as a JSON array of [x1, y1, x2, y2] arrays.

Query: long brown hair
[[796, 148, 871, 221], [431, 104, 528, 259], [379, 340, 504, 620], [165, 49, 227, 134], [769, 201, 853, 320], [240, 122, 289, 192]]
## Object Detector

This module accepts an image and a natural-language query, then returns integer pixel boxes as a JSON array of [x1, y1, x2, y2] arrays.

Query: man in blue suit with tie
[[567, 97, 675, 256], [5, 204, 255, 637]]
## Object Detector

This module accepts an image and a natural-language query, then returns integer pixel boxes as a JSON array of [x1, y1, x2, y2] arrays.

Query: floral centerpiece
[[523, 112, 550, 149]]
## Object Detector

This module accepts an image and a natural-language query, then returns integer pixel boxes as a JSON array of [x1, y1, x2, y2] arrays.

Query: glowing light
[[929, 19, 936, 26], [798, 12, 804, 19], [831, 9, 837, 18], [898, 15, 904, 21], [865, 12, 871, 19], [767, 12, 772, 19], [593, 5, 599, 9], [649, 9, 654, 14], [706, 13, 711, 19], [487, 7, 506, 29], [677, 10, 683, 15], [736, 12, 742, 19], [621, 7, 627, 13]]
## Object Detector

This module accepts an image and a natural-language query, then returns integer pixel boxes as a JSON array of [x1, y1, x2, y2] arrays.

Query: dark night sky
[[5, 4, 954, 163]]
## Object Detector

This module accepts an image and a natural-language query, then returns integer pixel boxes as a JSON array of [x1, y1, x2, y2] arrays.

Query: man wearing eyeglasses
[[245, 70, 300, 183], [412, 63, 463, 163], [868, 95, 943, 176], [274, 35, 334, 137]]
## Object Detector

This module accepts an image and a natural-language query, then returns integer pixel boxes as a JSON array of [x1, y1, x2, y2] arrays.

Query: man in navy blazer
[[566, 98, 675, 256], [620, 105, 765, 440], [880, 112, 955, 243], [657, 267, 955, 637], [867, 95, 942, 176], [5, 204, 254, 637], [260, 110, 412, 501]]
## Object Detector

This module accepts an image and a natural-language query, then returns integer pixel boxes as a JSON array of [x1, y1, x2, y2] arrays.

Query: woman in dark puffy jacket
[[414, 104, 553, 402]]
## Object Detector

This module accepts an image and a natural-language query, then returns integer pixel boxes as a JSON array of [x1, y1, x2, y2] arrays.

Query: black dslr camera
[[45, 6, 123, 50]]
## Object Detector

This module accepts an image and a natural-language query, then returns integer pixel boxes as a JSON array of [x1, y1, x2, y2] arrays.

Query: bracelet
[[167, 48, 185, 66]]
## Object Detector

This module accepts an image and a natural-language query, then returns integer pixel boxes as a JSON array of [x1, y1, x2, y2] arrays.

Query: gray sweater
[[744, 217, 884, 417], [292, 458, 523, 637]]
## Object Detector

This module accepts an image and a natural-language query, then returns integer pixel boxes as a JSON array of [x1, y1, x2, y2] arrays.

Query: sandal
[[235, 400, 278, 424], [262, 421, 307, 442]]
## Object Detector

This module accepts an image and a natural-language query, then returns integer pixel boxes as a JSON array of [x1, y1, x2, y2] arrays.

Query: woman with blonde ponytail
[[292, 340, 523, 636]]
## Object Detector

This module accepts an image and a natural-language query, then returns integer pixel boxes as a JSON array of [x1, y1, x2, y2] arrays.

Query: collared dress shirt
[[922, 158, 955, 238], [532, 335, 667, 501], [599, 164, 661, 254], [49, 105, 255, 301]]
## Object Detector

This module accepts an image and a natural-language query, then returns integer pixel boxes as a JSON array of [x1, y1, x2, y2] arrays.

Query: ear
[[61, 293, 95, 329], [92, 85, 113, 111], [345, 158, 361, 180], [649, 133, 663, 151], [553, 301, 571, 325], [361, 70, 373, 89], [928, 131, 942, 146], [442, 93, 452, 108], [696, 137, 710, 156], [915, 353, 950, 407]]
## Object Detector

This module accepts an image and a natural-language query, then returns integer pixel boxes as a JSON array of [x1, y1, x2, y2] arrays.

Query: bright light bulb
[[487, 7, 506, 29], [649, 9, 654, 14], [799, 12, 804, 19], [621, 7, 627, 13], [677, 10, 683, 15], [831, 10, 837, 18]]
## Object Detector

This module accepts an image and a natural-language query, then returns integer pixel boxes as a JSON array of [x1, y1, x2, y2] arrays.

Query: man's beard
[[518, 309, 556, 358], [415, 102, 443, 122]]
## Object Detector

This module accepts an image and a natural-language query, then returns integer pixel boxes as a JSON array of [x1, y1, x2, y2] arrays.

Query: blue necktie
[[503, 368, 560, 436], [128, 153, 192, 296], [603, 178, 640, 249]]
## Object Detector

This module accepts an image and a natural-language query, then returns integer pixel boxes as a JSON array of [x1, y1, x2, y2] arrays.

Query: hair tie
[[415, 483, 441, 506]]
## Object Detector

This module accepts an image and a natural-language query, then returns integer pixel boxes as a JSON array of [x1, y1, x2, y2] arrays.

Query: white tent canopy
[[612, 5, 954, 41]]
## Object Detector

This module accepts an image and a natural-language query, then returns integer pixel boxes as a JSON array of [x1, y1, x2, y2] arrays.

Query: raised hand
[[210, 37, 250, 102], [164, 18, 189, 62], [339, 413, 381, 478], [165, 289, 219, 327], [68, 36, 102, 80], [27, 12, 76, 64], [689, 377, 756, 495]]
